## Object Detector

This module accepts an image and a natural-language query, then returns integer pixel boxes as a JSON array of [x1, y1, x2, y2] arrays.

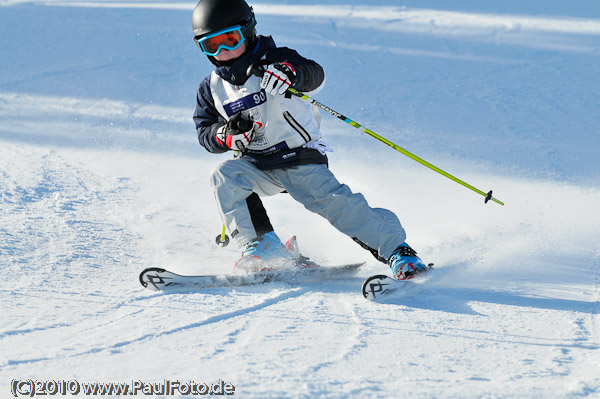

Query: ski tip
[[361, 274, 392, 301], [139, 267, 167, 290]]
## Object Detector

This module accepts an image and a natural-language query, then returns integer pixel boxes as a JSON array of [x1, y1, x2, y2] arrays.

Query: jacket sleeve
[[193, 75, 228, 153], [266, 47, 325, 93]]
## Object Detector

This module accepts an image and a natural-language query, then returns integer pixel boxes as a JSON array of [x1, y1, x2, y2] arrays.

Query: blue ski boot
[[235, 231, 291, 273], [387, 243, 428, 280]]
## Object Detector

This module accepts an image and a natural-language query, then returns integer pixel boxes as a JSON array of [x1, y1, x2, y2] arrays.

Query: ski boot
[[283, 236, 319, 270], [235, 232, 318, 273], [387, 243, 429, 280], [235, 231, 292, 273]]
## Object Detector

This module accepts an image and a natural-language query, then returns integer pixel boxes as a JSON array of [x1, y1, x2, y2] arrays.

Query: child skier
[[192, 0, 427, 279]]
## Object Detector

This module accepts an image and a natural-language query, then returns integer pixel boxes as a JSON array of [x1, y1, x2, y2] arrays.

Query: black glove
[[215, 112, 255, 152], [260, 62, 297, 95]]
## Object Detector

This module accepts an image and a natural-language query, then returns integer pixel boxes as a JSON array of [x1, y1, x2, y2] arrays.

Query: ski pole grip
[[246, 59, 275, 78], [236, 118, 253, 132], [230, 112, 253, 132]]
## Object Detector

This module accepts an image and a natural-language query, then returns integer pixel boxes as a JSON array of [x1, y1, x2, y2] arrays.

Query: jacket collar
[[213, 35, 276, 86]]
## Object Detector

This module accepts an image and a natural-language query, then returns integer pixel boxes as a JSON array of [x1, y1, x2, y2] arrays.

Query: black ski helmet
[[192, 0, 257, 43]]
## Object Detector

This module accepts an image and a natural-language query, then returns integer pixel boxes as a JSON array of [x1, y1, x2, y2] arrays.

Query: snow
[[1, 0, 599, 398]]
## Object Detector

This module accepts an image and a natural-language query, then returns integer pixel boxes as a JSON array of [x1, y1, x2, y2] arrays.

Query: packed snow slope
[[1, 1, 599, 398]]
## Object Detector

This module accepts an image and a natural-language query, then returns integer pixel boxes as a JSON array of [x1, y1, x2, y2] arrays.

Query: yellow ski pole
[[288, 87, 503, 206], [248, 61, 504, 206]]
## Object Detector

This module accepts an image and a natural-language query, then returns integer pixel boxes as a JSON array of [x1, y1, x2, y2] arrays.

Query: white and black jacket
[[194, 35, 327, 170]]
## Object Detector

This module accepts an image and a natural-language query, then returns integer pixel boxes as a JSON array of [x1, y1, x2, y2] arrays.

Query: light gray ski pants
[[210, 157, 406, 261]]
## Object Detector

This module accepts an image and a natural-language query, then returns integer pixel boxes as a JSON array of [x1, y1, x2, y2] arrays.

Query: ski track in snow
[[1, 0, 600, 398]]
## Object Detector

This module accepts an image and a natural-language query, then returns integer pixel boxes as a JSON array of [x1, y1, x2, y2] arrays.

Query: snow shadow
[[379, 284, 598, 317]]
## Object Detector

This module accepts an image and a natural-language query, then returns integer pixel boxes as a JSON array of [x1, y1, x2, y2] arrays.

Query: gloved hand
[[215, 112, 255, 152], [260, 62, 296, 95]]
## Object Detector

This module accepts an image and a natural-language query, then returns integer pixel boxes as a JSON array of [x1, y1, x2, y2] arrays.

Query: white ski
[[362, 265, 434, 301], [140, 263, 364, 292]]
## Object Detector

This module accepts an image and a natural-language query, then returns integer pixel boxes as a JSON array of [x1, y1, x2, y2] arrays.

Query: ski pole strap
[[286, 87, 504, 206]]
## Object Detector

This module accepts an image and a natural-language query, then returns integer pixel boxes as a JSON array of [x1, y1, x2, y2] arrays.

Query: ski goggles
[[195, 25, 245, 56]]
